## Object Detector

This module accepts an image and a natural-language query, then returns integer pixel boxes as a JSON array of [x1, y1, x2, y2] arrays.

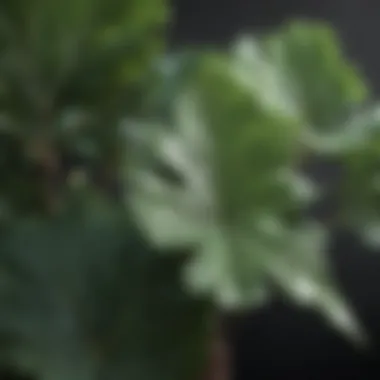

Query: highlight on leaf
[[125, 42, 367, 344]]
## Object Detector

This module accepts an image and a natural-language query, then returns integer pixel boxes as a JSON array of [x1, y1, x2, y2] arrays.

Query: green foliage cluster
[[0, 1, 379, 379]]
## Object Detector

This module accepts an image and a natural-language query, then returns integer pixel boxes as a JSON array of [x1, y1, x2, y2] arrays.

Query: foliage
[[0, 1, 377, 380], [312, 104, 380, 248], [0, 199, 210, 380], [126, 21, 368, 342], [0, 0, 168, 216]]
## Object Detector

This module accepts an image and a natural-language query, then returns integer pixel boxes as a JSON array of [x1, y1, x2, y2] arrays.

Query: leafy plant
[[126, 21, 368, 341], [0, 2, 376, 380]]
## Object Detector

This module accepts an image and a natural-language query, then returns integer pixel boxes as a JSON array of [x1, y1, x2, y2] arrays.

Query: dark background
[[172, 0, 380, 379]]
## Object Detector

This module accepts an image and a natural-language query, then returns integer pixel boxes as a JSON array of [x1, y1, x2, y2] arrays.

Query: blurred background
[[171, 0, 380, 379], [3, 1, 380, 379]]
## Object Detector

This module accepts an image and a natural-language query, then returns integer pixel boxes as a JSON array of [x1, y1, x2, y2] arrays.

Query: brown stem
[[202, 314, 231, 380]]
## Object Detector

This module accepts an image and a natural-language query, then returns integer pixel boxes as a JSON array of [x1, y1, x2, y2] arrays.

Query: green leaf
[[319, 104, 380, 245], [229, 35, 300, 121], [125, 55, 365, 344], [261, 222, 366, 343], [263, 21, 368, 130], [0, 205, 211, 380], [0, 0, 169, 169], [193, 54, 306, 220], [0, 0, 168, 96], [0, 0, 170, 211]]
